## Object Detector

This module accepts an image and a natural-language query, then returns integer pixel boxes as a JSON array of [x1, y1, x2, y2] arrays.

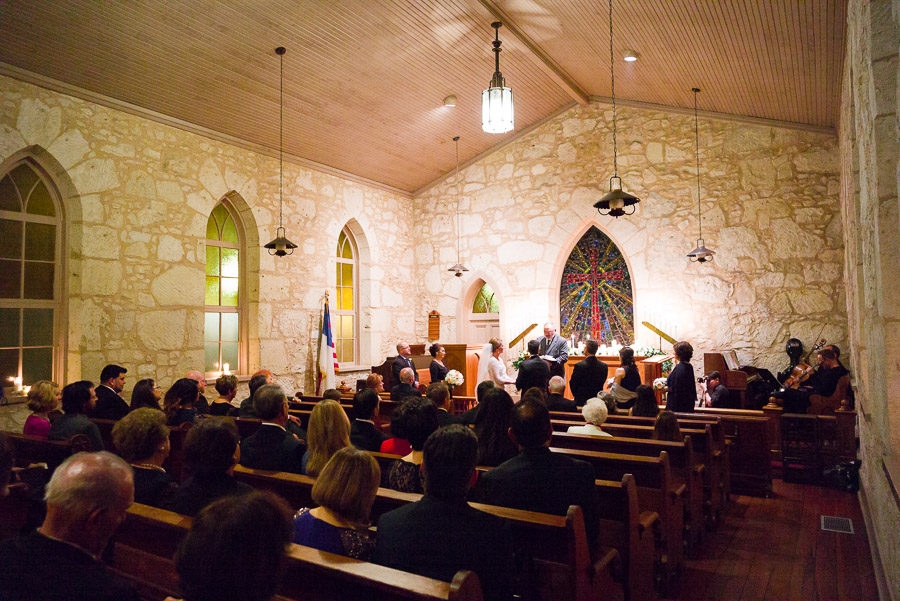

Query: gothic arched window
[[204, 201, 244, 374], [559, 226, 633, 345], [0, 162, 62, 386], [334, 229, 357, 365], [472, 282, 499, 314]]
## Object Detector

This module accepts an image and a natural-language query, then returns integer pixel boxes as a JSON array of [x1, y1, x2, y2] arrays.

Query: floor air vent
[[820, 515, 854, 534]]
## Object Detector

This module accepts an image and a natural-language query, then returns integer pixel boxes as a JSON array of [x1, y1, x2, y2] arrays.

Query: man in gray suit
[[535, 322, 569, 380]]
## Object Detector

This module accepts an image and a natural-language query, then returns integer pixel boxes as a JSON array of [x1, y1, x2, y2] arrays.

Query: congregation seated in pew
[[428, 381, 463, 428], [546, 376, 577, 412], [23, 380, 59, 439], [350, 388, 389, 452], [630, 385, 660, 418], [302, 399, 351, 477], [129, 377, 163, 411], [163, 378, 202, 427], [112, 408, 177, 509], [209, 374, 240, 416], [240, 384, 306, 474], [390, 367, 422, 401], [472, 388, 517, 467], [566, 397, 612, 437], [386, 396, 439, 494], [652, 411, 683, 442], [238, 372, 271, 418], [49, 380, 104, 451]]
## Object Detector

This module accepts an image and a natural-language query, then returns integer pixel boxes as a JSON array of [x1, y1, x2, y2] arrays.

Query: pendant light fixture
[[481, 22, 514, 134], [448, 136, 469, 278], [686, 87, 715, 263], [264, 46, 298, 257], [594, 0, 640, 218]]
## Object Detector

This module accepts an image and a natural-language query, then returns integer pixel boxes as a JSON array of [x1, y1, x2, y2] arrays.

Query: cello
[[783, 336, 827, 389]]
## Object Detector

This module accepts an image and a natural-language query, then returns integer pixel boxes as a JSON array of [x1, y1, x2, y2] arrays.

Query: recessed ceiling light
[[623, 50, 639, 62], [443, 95, 457, 107]]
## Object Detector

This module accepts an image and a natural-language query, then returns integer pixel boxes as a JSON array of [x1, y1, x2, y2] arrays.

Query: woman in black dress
[[209, 374, 239, 416], [428, 343, 449, 383], [386, 397, 439, 494], [665, 341, 697, 413], [610, 347, 642, 411]]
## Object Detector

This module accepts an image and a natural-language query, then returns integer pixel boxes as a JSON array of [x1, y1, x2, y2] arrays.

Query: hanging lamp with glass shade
[[686, 87, 715, 263], [481, 22, 514, 134], [594, 0, 640, 218], [264, 46, 298, 257], [448, 136, 469, 277]]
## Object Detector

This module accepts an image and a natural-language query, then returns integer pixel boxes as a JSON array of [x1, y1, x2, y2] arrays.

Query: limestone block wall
[[0, 75, 416, 393], [414, 100, 846, 375], [839, 1, 900, 597]]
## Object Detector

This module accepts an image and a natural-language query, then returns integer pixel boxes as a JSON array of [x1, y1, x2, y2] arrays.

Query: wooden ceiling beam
[[472, 0, 590, 105]]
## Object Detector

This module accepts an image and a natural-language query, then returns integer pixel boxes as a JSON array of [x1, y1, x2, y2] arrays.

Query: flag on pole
[[317, 299, 338, 394]]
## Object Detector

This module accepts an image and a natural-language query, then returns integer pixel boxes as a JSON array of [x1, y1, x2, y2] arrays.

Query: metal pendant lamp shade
[[687, 87, 715, 263], [264, 46, 298, 257], [448, 136, 469, 277], [594, 0, 640, 218], [481, 22, 514, 134]]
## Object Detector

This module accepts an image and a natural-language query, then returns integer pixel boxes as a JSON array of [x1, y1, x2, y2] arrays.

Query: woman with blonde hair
[[292, 447, 380, 559], [302, 399, 351, 477], [23, 380, 60, 438]]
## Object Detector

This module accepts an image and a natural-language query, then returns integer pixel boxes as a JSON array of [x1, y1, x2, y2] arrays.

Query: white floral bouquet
[[653, 377, 667, 391], [445, 370, 464, 387]]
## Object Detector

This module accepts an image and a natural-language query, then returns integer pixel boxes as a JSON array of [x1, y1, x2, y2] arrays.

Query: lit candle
[[223, 363, 230, 375], [22, 385, 31, 395]]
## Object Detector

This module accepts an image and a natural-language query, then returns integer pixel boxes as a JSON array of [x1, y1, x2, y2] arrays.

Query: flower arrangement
[[511, 349, 529, 371], [637, 345, 674, 375], [445, 370, 464, 387], [653, 377, 668, 391]]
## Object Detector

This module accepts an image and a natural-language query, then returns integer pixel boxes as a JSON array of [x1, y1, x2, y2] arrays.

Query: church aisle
[[666, 479, 878, 601]]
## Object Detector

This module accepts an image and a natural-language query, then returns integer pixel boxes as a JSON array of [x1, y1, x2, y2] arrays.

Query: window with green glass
[[204, 202, 242, 373], [0, 162, 60, 386], [334, 229, 356, 365], [472, 283, 499, 314]]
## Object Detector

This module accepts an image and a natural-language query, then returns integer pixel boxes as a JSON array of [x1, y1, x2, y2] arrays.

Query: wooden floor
[[665, 479, 878, 601]]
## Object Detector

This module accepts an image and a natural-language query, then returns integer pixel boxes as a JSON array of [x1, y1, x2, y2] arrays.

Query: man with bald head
[[391, 341, 418, 388], [390, 367, 422, 401], [0, 452, 138, 600], [534, 322, 569, 380], [185, 370, 210, 414]]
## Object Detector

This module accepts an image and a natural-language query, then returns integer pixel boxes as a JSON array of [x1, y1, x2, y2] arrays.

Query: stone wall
[[839, 1, 900, 597], [0, 75, 416, 393], [414, 100, 846, 374]]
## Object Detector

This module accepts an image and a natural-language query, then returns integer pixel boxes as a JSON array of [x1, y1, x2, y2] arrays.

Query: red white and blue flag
[[317, 299, 338, 394]]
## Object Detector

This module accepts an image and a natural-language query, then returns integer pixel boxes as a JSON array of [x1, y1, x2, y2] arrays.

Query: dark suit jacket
[[474, 446, 599, 546], [569, 356, 609, 406], [436, 409, 463, 428], [375, 495, 514, 601], [460, 404, 480, 426], [171, 473, 253, 517], [390, 382, 422, 402], [239, 423, 305, 473], [392, 355, 418, 387], [93, 385, 130, 420], [0, 531, 139, 601], [515, 355, 551, 392], [546, 393, 578, 412], [48, 413, 104, 451], [350, 419, 389, 452]]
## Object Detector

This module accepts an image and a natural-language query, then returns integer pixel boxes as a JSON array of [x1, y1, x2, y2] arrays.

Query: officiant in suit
[[534, 323, 568, 380], [392, 341, 418, 388]]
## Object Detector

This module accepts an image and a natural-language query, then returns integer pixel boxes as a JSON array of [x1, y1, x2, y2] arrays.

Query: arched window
[[204, 201, 243, 374], [0, 162, 61, 386], [472, 282, 500, 314], [560, 226, 634, 345], [334, 229, 357, 365]]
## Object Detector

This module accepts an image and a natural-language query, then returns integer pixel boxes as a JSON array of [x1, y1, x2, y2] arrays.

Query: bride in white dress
[[476, 338, 516, 389]]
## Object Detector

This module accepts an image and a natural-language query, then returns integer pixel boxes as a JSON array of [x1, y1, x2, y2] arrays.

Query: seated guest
[[387, 397, 439, 494], [350, 388, 388, 451], [652, 411, 683, 442], [521, 386, 546, 404], [427, 381, 461, 427], [93, 363, 130, 420], [475, 398, 599, 546], [49, 381, 104, 451], [379, 403, 412, 456], [112, 408, 177, 508], [473, 388, 518, 467], [365, 373, 385, 393], [184, 370, 210, 414], [630, 385, 660, 418], [665, 341, 697, 413], [609, 346, 641, 411], [375, 426, 514, 601], [239, 372, 271, 417], [302, 399, 351, 477], [23, 380, 59, 438], [460, 380, 494, 425], [172, 419, 252, 517], [428, 343, 449, 385], [130, 378, 163, 411], [240, 385, 306, 474], [292, 447, 380, 560], [321, 388, 344, 402], [390, 367, 422, 401], [174, 491, 292, 601], [567, 397, 612, 437], [515, 339, 551, 394], [569, 340, 608, 406], [546, 376, 577, 412], [209, 374, 240, 416], [702, 371, 730, 408], [164, 378, 201, 426], [0, 452, 138, 601]]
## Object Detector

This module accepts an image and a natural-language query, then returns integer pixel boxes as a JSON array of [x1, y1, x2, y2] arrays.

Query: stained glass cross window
[[559, 226, 633, 345]]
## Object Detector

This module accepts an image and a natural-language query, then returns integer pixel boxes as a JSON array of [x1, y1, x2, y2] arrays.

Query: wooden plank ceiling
[[0, 0, 846, 194]]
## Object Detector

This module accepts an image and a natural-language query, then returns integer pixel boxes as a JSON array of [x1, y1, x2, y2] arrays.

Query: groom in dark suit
[[391, 341, 418, 388], [570, 339, 608, 406], [516, 339, 551, 394], [535, 322, 569, 380]]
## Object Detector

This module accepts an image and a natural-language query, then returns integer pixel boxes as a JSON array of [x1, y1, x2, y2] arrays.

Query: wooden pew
[[691, 408, 773, 496], [2, 431, 91, 471], [231, 465, 617, 601], [111, 503, 485, 601]]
